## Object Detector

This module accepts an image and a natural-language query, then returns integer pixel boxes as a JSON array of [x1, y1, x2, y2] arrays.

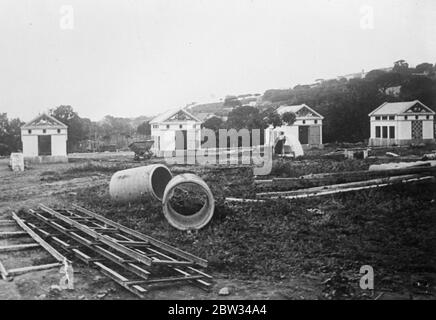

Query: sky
[[0, 0, 435, 122]]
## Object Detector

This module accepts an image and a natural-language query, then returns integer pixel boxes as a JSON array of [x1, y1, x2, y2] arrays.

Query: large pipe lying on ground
[[109, 164, 173, 202], [162, 173, 215, 230]]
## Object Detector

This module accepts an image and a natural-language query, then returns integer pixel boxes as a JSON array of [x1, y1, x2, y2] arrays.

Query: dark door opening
[[298, 126, 309, 144], [175, 130, 187, 150], [411, 121, 423, 140], [38, 135, 52, 156]]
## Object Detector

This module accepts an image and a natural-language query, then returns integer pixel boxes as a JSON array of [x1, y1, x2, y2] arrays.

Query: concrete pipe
[[109, 164, 173, 202], [162, 173, 215, 230]]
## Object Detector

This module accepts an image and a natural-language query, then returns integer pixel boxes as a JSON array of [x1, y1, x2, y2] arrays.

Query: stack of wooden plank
[[226, 161, 436, 203]]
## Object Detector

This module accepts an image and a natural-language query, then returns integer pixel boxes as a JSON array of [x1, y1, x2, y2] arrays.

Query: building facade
[[265, 104, 324, 150], [21, 113, 68, 163], [150, 108, 203, 156], [368, 100, 435, 147]]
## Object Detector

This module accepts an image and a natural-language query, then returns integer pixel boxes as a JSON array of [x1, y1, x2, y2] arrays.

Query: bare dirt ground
[[0, 148, 435, 300]]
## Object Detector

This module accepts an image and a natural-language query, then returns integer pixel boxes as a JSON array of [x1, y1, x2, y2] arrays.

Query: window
[[153, 125, 158, 129], [389, 126, 395, 139], [375, 116, 380, 120], [28, 129, 32, 134], [382, 126, 388, 138], [389, 116, 394, 120], [314, 120, 318, 124], [382, 116, 387, 120], [302, 120, 306, 124], [375, 126, 381, 138], [415, 115, 419, 120], [57, 129, 61, 134], [427, 115, 430, 120], [405, 116, 408, 120], [166, 125, 170, 129], [179, 124, 183, 129], [43, 129, 46, 134]]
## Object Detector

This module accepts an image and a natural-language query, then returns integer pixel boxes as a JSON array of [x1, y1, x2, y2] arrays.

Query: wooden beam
[[11, 212, 67, 263], [0, 260, 10, 280], [0, 231, 26, 239], [8, 263, 62, 276], [256, 174, 424, 197], [265, 165, 436, 190], [0, 243, 40, 252]]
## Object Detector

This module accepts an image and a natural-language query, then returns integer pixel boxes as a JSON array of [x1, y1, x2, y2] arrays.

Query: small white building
[[368, 100, 435, 146], [21, 113, 68, 163], [265, 104, 324, 149], [150, 108, 203, 156]]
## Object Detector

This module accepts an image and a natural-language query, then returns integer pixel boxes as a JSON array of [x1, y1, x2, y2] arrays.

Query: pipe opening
[[168, 183, 208, 216], [162, 174, 215, 230], [151, 166, 173, 200]]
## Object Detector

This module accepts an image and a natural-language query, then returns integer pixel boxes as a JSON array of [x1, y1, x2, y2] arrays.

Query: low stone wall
[[24, 155, 69, 163], [368, 138, 435, 147]]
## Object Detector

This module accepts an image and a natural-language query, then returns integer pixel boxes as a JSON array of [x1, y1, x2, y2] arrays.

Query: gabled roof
[[150, 108, 202, 124], [276, 104, 324, 119], [21, 113, 68, 129], [368, 100, 435, 116]]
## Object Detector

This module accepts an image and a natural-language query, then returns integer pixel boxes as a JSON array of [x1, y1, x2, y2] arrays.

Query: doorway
[[411, 121, 423, 140], [175, 130, 187, 150], [298, 126, 309, 144], [38, 135, 52, 156]]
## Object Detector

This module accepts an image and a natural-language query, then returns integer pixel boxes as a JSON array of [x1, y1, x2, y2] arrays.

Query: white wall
[[423, 120, 435, 139], [151, 121, 202, 152], [22, 135, 38, 156], [370, 118, 434, 140], [21, 128, 68, 157]]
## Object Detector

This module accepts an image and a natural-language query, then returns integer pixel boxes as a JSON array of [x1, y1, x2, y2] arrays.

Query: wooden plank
[[73, 204, 208, 267], [267, 165, 436, 190], [126, 275, 204, 285], [0, 231, 26, 238], [0, 220, 15, 226], [228, 176, 436, 203], [93, 262, 128, 282], [8, 263, 62, 276], [12, 212, 66, 263], [0, 260, 10, 280], [256, 174, 423, 197], [0, 243, 40, 252]]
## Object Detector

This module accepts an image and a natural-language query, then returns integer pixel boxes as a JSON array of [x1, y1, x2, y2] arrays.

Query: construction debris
[[16, 204, 212, 298], [369, 160, 436, 171], [227, 161, 436, 203], [386, 152, 400, 157]]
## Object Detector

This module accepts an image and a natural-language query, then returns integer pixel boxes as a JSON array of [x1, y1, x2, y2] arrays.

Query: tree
[[393, 59, 410, 74], [202, 116, 224, 132], [400, 76, 436, 109], [0, 113, 24, 155], [226, 106, 267, 130], [50, 105, 89, 152], [137, 121, 151, 136], [281, 112, 296, 125], [415, 62, 434, 75], [261, 107, 282, 128]]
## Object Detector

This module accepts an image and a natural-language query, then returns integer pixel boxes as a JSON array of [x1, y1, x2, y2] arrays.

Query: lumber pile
[[226, 161, 436, 203]]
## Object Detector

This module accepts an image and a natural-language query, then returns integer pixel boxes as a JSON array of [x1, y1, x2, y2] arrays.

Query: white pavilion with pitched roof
[[21, 113, 68, 163]]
